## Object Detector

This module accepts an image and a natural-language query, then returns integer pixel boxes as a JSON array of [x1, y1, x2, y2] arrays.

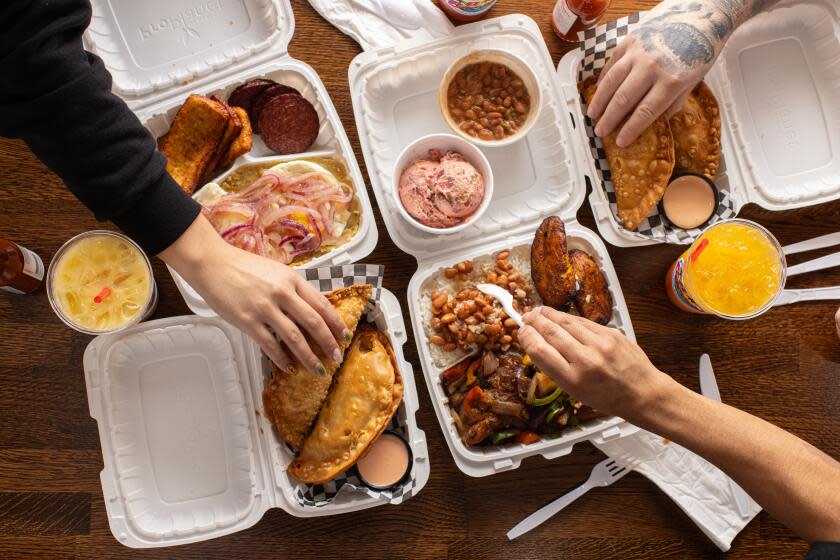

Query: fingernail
[[594, 124, 603, 137], [333, 349, 342, 363], [616, 135, 628, 148], [343, 329, 352, 342], [586, 106, 595, 118], [316, 363, 326, 375]]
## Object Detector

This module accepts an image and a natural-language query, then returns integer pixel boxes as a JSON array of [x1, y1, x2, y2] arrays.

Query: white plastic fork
[[476, 283, 524, 326], [507, 458, 630, 540]]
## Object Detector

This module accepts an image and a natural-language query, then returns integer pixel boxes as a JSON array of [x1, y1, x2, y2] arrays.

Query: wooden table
[[1, 1, 839, 558]]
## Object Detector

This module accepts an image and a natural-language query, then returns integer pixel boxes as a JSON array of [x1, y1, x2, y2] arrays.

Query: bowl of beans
[[439, 50, 541, 147]]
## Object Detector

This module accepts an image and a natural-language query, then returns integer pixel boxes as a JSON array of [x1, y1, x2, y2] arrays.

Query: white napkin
[[307, 0, 453, 51], [593, 429, 761, 552]]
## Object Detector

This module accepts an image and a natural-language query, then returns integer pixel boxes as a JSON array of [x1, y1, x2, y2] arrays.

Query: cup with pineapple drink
[[47, 231, 157, 334], [666, 219, 786, 319]]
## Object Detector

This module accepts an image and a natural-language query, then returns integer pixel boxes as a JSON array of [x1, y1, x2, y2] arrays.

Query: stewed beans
[[446, 62, 530, 141], [429, 250, 534, 353]]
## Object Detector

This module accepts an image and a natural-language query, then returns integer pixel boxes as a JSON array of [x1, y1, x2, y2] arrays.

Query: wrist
[[629, 370, 695, 432], [159, 214, 228, 281]]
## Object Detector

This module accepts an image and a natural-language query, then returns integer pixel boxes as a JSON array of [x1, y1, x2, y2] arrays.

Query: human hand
[[585, 0, 739, 147], [517, 306, 674, 421], [161, 216, 348, 373]]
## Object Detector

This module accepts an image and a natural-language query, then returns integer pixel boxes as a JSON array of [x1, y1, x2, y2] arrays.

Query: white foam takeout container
[[557, 0, 840, 247], [348, 15, 638, 477], [83, 0, 378, 315], [83, 288, 430, 548]]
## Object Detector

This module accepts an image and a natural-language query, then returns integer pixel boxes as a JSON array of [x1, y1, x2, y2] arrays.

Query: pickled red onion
[[199, 168, 353, 264]]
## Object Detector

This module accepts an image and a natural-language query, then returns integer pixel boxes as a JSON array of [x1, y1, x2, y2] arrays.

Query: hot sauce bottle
[[552, 0, 611, 42], [438, 0, 497, 23], [0, 239, 45, 294]]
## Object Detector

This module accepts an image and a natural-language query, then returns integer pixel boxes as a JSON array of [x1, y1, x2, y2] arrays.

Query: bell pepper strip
[[522, 354, 533, 366], [529, 386, 563, 406], [461, 386, 486, 424], [466, 358, 481, 387], [491, 429, 520, 445], [545, 399, 564, 424], [441, 359, 469, 381], [515, 431, 541, 445]]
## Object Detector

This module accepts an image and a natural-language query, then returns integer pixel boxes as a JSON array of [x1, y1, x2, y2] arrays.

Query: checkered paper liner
[[577, 14, 737, 244], [279, 264, 419, 508]]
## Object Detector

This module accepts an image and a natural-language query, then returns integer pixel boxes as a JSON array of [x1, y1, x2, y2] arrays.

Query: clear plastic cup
[[47, 231, 157, 335], [666, 219, 786, 319]]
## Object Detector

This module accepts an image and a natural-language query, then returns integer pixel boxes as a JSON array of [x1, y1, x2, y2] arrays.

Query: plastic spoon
[[476, 284, 523, 327], [783, 232, 840, 256], [773, 286, 840, 307], [786, 252, 840, 277]]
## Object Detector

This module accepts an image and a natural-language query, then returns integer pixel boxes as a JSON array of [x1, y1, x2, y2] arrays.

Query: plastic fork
[[476, 283, 523, 326], [507, 458, 630, 540]]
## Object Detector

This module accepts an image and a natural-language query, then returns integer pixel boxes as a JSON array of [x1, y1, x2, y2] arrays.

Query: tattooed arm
[[586, 0, 781, 147]]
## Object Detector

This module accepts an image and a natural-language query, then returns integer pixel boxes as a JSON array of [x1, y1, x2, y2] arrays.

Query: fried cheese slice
[[288, 325, 403, 484], [157, 94, 229, 193], [670, 81, 721, 180], [580, 76, 675, 231], [262, 284, 372, 449]]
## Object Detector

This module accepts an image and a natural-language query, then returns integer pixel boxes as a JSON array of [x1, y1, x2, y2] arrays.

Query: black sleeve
[[806, 542, 840, 560], [0, 0, 200, 255]]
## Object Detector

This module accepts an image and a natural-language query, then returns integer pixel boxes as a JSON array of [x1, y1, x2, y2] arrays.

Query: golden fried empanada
[[580, 76, 675, 231], [670, 81, 721, 180], [262, 284, 372, 449], [288, 325, 403, 484]]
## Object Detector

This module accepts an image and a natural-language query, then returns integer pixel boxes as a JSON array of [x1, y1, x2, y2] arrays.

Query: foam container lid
[[84, 0, 378, 315], [349, 14, 639, 477], [557, 0, 840, 247], [83, 288, 429, 548]]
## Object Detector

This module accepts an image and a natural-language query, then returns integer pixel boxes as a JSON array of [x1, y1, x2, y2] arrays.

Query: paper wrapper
[[268, 264, 420, 507], [577, 14, 737, 244]]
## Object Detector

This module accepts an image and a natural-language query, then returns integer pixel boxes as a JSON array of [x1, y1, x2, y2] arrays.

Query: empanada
[[580, 76, 675, 231], [288, 325, 403, 484], [262, 284, 372, 449], [670, 81, 721, 180]]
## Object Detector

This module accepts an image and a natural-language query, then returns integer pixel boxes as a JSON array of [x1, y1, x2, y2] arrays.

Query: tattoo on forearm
[[630, 0, 782, 72]]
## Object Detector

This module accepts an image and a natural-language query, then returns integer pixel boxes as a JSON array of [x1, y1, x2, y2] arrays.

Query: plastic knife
[[698, 353, 754, 519]]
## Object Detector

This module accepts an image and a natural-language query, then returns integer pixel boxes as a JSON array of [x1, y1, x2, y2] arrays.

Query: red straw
[[93, 287, 112, 304], [690, 238, 709, 262]]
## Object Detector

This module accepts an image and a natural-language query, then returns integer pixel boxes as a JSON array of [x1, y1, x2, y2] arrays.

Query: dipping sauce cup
[[666, 219, 786, 319], [356, 432, 412, 490], [47, 231, 157, 335]]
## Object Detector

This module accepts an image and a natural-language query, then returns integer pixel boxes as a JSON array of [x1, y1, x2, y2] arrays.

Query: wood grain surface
[[1, 1, 839, 558]]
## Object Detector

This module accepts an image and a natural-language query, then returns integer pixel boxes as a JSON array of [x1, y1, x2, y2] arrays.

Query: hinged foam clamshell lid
[[348, 14, 590, 265], [556, 0, 840, 247], [84, 0, 294, 110], [83, 289, 430, 548]]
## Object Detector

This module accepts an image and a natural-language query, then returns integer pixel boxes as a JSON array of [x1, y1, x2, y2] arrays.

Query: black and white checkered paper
[[577, 14, 737, 244], [283, 264, 419, 508]]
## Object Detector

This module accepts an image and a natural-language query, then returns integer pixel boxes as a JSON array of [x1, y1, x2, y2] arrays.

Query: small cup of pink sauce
[[356, 432, 412, 490], [661, 173, 719, 230]]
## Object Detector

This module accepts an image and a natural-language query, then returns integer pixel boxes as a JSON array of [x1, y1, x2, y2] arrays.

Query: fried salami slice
[[251, 83, 301, 133], [258, 93, 320, 155], [227, 79, 275, 116], [569, 250, 612, 325], [531, 216, 576, 309]]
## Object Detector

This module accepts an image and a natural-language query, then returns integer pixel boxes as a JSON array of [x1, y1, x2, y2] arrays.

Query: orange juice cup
[[47, 231, 158, 334], [666, 219, 786, 319]]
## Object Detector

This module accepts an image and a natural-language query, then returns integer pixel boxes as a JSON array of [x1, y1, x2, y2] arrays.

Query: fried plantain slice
[[580, 76, 675, 231], [670, 81, 721, 180], [262, 284, 372, 449], [531, 216, 576, 309], [570, 250, 612, 325]]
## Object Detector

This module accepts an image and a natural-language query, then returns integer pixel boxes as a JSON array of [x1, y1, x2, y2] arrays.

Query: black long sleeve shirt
[[0, 0, 200, 255]]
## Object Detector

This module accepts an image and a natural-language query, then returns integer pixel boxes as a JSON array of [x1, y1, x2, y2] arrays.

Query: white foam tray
[[349, 15, 638, 477], [83, 289, 429, 548], [84, 0, 378, 315], [557, 0, 840, 247]]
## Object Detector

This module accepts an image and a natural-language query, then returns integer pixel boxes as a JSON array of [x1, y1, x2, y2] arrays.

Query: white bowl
[[392, 133, 494, 235], [439, 49, 542, 148]]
